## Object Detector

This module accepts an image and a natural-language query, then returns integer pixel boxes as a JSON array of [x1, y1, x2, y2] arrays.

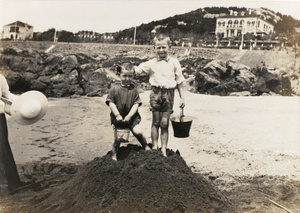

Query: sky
[[0, 0, 300, 34]]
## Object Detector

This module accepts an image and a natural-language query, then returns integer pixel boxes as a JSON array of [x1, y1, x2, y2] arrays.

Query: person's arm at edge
[[1, 75, 18, 102]]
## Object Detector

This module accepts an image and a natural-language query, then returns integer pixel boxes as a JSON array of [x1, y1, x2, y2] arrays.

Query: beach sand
[[9, 90, 300, 180], [3, 89, 300, 212]]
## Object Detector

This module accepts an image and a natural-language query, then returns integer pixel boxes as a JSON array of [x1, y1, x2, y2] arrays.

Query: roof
[[217, 15, 274, 26], [218, 14, 258, 19], [4, 21, 33, 28]]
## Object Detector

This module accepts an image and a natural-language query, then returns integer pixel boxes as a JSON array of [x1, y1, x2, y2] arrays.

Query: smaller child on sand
[[106, 62, 150, 161]]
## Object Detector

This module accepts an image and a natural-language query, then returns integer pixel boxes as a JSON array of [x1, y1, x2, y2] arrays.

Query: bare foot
[[161, 149, 167, 157], [145, 146, 151, 151], [152, 144, 158, 150], [112, 155, 117, 161]]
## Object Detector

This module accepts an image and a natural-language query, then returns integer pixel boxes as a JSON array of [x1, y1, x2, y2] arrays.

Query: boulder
[[229, 91, 251, 96], [195, 71, 220, 93], [194, 58, 286, 96], [23, 72, 38, 83], [279, 73, 292, 96], [30, 79, 48, 91], [44, 54, 63, 65], [83, 68, 109, 94], [58, 55, 78, 74], [41, 54, 62, 76], [37, 76, 52, 85], [5, 71, 21, 86], [203, 59, 227, 78], [50, 74, 66, 84]]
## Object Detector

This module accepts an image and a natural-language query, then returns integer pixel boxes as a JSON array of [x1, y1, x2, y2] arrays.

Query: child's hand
[[116, 114, 123, 122], [123, 115, 131, 123], [180, 98, 185, 108]]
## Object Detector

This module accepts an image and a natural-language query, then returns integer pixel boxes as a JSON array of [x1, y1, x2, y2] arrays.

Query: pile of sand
[[6, 145, 233, 213]]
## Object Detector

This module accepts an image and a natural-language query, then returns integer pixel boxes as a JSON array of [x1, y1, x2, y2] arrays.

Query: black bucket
[[170, 116, 193, 138]]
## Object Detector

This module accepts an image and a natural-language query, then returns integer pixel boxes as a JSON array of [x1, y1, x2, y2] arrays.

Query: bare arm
[[134, 64, 150, 76], [108, 102, 123, 122], [1, 76, 18, 102], [177, 82, 185, 108], [124, 103, 139, 122]]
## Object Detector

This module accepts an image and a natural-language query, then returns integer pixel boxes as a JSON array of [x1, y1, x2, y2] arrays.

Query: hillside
[[31, 6, 300, 46], [115, 6, 299, 45]]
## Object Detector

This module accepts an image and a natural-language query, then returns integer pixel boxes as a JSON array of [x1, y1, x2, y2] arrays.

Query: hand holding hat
[[10, 91, 48, 125]]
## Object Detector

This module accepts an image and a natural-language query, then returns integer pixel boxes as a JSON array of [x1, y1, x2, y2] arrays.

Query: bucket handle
[[180, 107, 184, 122]]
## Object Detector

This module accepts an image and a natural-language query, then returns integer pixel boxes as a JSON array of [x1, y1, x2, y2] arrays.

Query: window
[[10, 26, 19, 33]]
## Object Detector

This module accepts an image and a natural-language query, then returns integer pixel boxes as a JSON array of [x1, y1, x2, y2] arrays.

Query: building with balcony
[[215, 9, 274, 39], [1, 21, 33, 40]]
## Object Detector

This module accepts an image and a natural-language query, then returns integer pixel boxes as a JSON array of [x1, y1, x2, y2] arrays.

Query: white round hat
[[11, 91, 48, 125]]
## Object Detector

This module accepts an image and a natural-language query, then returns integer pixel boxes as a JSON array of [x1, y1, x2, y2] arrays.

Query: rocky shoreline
[[1, 41, 299, 98]]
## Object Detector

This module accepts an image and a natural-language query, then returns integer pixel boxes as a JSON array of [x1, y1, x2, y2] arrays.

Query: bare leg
[[160, 112, 171, 157], [151, 111, 161, 150], [112, 139, 121, 161], [132, 125, 150, 150]]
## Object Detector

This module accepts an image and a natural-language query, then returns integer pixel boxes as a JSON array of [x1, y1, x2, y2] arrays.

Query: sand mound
[[24, 145, 232, 213], [2, 144, 300, 213]]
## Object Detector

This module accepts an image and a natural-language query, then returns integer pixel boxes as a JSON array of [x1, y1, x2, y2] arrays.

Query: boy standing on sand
[[135, 34, 185, 157], [106, 62, 150, 161]]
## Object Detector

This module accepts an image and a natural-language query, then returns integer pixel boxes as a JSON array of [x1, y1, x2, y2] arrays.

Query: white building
[[1, 21, 33, 40], [215, 9, 274, 38]]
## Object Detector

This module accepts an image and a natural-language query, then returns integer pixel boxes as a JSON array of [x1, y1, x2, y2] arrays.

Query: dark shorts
[[112, 114, 141, 130], [150, 86, 175, 113]]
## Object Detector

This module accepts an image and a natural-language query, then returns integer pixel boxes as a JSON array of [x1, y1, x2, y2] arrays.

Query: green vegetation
[[28, 7, 300, 47]]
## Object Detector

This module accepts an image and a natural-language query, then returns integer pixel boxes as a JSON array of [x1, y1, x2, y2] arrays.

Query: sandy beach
[[2, 88, 300, 212], [8, 89, 300, 180]]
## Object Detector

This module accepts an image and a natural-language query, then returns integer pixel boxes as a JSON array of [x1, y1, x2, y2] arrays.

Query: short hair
[[153, 33, 171, 46], [116, 62, 134, 75]]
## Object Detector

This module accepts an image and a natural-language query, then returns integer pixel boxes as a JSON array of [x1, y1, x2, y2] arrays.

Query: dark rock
[[22, 72, 38, 82], [83, 68, 109, 95], [37, 76, 52, 85], [30, 79, 47, 90], [195, 71, 220, 93], [58, 55, 78, 74], [195, 59, 285, 96]]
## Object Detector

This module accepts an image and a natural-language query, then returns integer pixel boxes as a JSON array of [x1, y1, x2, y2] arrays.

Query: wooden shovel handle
[[180, 107, 184, 122]]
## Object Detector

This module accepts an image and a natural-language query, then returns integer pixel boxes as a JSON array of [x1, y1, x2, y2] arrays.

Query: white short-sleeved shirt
[[0, 74, 17, 114], [135, 56, 185, 89]]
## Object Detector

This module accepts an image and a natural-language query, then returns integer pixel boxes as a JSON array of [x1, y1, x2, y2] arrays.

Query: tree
[[275, 15, 295, 34]]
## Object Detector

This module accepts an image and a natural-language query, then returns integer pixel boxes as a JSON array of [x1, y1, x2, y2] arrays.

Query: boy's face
[[154, 40, 169, 59], [120, 70, 134, 86]]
